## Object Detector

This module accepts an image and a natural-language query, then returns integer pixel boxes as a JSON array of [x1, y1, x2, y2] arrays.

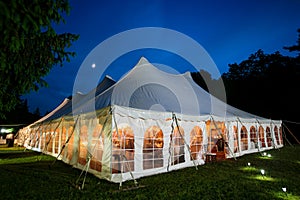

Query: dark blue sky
[[24, 0, 300, 115]]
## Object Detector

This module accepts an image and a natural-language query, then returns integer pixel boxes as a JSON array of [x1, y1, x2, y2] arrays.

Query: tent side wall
[[109, 105, 283, 182], [19, 104, 283, 183]]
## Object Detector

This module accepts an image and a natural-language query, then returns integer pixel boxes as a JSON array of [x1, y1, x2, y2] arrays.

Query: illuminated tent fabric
[[17, 76, 115, 147], [19, 57, 283, 184], [73, 57, 269, 122]]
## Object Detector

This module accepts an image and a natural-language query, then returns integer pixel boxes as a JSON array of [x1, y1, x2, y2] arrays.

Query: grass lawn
[[0, 144, 299, 200]]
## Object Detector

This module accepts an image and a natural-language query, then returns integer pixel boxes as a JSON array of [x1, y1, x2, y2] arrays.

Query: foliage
[[221, 49, 300, 119], [284, 28, 300, 56], [0, 145, 299, 199], [0, 0, 79, 119], [0, 97, 41, 125]]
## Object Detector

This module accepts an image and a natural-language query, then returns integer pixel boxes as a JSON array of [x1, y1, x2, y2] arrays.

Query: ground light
[[267, 154, 271, 158], [260, 169, 265, 177], [247, 162, 251, 167], [282, 187, 287, 196]]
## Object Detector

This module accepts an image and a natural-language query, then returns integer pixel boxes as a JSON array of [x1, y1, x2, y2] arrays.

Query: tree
[[0, 0, 79, 119], [284, 28, 300, 56], [0, 97, 41, 124], [222, 33, 300, 121]]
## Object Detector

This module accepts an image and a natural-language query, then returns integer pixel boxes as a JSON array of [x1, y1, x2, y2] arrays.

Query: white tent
[[18, 57, 283, 183]]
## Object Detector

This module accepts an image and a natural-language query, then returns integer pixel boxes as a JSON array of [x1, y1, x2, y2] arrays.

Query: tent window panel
[[259, 126, 266, 148], [90, 124, 104, 172], [34, 131, 40, 149], [67, 126, 75, 162], [60, 127, 67, 157], [54, 131, 60, 154], [78, 125, 88, 166], [233, 126, 239, 153], [250, 126, 257, 149], [112, 125, 134, 174], [171, 126, 185, 165], [46, 132, 53, 153], [143, 126, 164, 170], [240, 126, 248, 151], [266, 127, 272, 147], [30, 129, 38, 148], [40, 132, 45, 150], [190, 126, 204, 160]]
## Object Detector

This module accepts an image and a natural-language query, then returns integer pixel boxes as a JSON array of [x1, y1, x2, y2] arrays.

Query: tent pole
[[112, 108, 123, 189], [172, 113, 198, 170], [211, 116, 236, 161], [255, 119, 267, 155], [270, 120, 279, 150], [167, 115, 175, 172]]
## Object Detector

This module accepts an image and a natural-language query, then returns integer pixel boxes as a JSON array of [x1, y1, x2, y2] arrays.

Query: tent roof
[[34, 75, 116, 124], [72, 57, 275, 123]]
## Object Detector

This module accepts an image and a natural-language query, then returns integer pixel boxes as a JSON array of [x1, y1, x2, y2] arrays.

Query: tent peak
[[136, 56, 150, 66], [104, 75, 115, 82]]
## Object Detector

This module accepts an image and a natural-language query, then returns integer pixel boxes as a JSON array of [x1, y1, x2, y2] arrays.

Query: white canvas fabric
[[17, 57, 283, 183]]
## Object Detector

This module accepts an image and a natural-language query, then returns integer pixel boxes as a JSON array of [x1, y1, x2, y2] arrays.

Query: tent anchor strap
[[282, 126, 294, 147], [283, 123, 300, 145]]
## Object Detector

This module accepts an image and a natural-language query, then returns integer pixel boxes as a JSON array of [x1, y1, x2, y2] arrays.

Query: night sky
[[24, 0, 300, 115]]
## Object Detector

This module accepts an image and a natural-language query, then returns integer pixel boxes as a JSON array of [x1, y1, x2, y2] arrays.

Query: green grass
[[0, 145, 299, 200]]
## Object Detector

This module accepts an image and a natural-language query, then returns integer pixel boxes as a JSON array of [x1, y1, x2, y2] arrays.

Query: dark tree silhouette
[[0, 0, 79, 119]]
